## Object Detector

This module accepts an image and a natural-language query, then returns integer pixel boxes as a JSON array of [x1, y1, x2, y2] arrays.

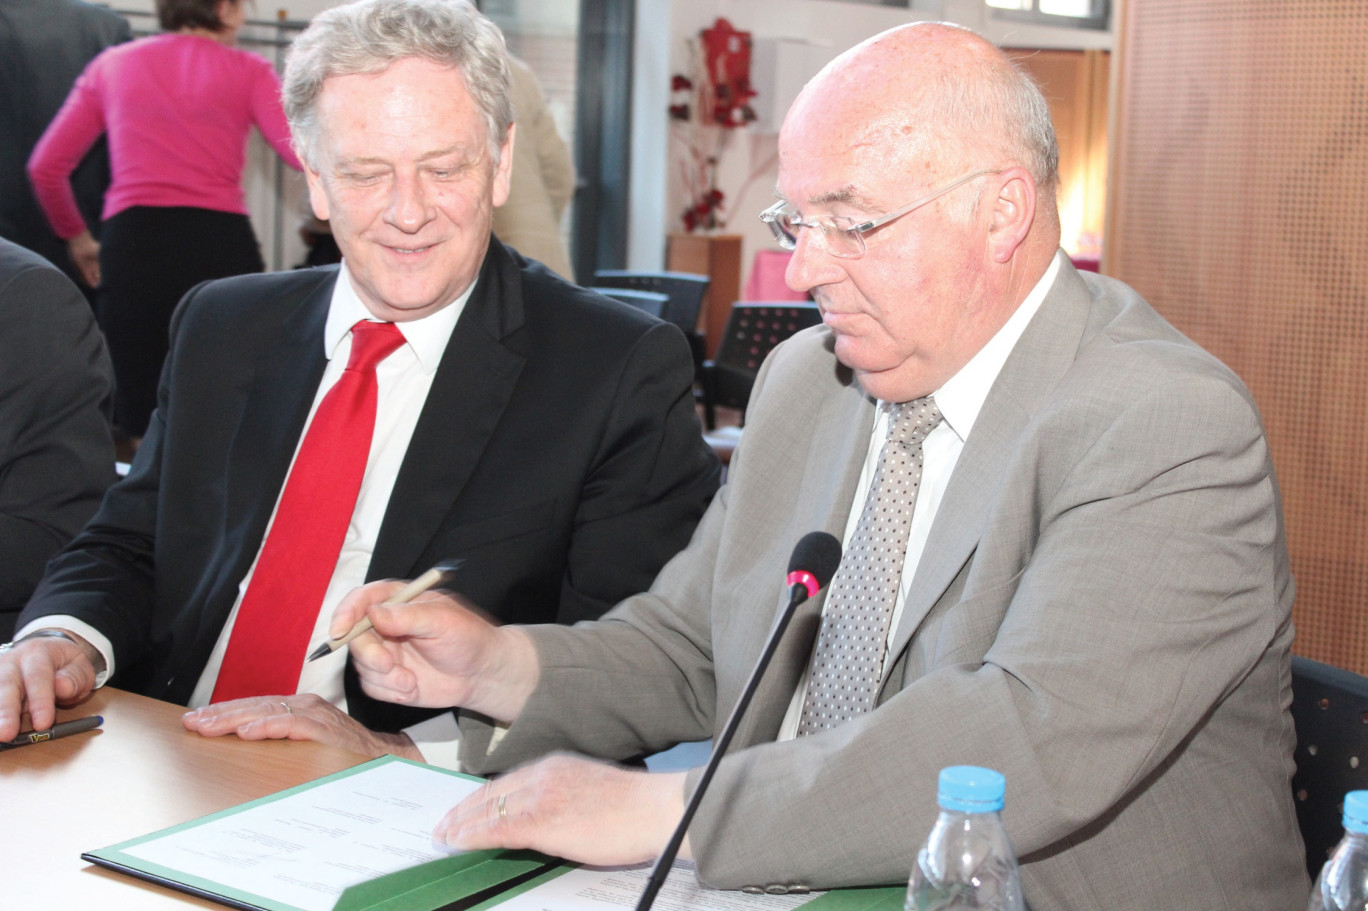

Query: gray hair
[[283, 0, 513, 168], [925, 49, 1061, 217]]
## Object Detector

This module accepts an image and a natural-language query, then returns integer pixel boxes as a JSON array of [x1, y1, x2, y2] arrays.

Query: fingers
[[78, 256, 100, 289], [435, 782, 528, 852], [0, 640, 97, 740], [183, 696, 295, 737], [330, 579, 410, 639], [429, 756, 684, 867]]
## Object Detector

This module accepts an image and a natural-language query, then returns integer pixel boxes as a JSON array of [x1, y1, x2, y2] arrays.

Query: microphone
[[634, 532, 842, 911]]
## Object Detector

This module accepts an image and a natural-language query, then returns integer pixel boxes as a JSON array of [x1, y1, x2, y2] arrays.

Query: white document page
[[490, 859, 822, 911], [122, 759, 477, 911]]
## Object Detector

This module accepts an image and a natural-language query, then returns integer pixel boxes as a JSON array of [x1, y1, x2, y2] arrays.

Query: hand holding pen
[[307, 559, 463, 662]]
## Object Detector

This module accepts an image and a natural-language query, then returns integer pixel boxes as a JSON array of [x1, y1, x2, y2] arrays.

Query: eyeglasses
[[759, 169, 1001, 258]]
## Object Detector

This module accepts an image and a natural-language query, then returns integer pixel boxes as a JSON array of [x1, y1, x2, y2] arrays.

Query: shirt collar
[[891, 250, 1063, 443], [322, 260, 474, 372]]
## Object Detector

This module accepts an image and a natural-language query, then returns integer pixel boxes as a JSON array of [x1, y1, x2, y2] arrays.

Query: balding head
[[784, 22, 1059, 210], [774, 22, 1063, 402]]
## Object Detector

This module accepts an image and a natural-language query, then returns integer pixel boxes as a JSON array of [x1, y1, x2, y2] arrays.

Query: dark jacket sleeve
[[0, 250, 115, 635]]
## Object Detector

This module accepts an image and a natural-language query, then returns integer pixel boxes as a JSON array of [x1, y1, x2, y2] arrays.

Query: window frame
[[985, 0, 1111, 32]]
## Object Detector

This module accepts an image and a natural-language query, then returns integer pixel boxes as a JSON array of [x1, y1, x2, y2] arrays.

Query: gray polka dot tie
[[797, 395, 943, 735]]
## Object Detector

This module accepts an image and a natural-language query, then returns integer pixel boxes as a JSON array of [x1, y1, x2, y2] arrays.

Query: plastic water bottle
[[905, 766, 1024, 911], [1309, 791, 1368, 911]]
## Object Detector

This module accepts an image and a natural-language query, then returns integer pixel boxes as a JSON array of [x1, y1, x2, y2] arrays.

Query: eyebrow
[[772, 184, 879, 211], [335, 145, 476, 169]]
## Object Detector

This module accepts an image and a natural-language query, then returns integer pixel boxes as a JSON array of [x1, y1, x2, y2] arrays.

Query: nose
[[384, 171, 433, 234], [784, 228, 841, 296]]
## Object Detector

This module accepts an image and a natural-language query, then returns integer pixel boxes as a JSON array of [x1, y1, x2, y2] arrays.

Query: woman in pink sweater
[[28, 0, 302, 447]]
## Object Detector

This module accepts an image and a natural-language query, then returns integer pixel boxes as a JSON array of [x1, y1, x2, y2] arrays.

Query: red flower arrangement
[[670, 18, 757, 233]]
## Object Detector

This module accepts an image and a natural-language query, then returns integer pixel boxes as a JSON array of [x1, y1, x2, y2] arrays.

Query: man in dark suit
[[0, 238, 115, 639], [0, 0, 720, 767], [0, 0, 130, 300]]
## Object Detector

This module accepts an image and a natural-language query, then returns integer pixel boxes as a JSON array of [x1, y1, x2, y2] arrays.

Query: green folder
[[85, 754, 906, 911], [83, 755, 562, 911]]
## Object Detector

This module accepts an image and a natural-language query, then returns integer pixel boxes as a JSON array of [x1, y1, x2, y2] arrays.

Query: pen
[[306, 559, 463, 662], [0, 715, 103, 751]]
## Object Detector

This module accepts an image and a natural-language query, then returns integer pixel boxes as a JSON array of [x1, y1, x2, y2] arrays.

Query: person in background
[[0, 238, 115, 640], [492, 55, 576, 281], [0, 0, 131, 304], [330, 21, 1307, 910], [1, 0, 719, 773], [27, 0, 304, 455]]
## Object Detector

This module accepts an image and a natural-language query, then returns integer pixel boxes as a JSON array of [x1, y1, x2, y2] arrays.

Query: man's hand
[[181, 694, 423, 760], [333, 580, 539, 724], [0, 632, 102, 741], [435, 754, 690, 867]]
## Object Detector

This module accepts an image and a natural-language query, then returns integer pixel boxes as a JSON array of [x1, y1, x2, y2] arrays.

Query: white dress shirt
[[778, 252, 1063, 739], [21, 262, 472, 768]]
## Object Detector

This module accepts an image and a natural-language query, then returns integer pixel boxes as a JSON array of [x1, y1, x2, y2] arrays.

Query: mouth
[[385, 244, 434, 255]]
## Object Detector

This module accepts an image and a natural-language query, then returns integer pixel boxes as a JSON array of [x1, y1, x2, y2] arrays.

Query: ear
[[304, 164, 330, 221], [492, 123, 515, 208], [984, 167, 1036, 264]]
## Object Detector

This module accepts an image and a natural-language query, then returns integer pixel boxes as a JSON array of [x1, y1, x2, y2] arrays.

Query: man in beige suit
[[332, 21, 1309, 909]]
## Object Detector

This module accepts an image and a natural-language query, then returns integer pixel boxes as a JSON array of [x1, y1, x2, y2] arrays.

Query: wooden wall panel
[[1107, 1, 1368, 670], [1007, 48, 1110, 261]]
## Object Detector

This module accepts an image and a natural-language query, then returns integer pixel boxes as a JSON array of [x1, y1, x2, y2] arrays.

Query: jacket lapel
[[884, 262, 1097, 665], [219, 274, 334, 594], [369, 245, 526, 578]]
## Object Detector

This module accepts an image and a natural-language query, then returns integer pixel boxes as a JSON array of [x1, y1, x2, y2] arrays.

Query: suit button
[[788, 884, 810, 894], [741, 886, 765, 895], [765, 885, 789, 895]]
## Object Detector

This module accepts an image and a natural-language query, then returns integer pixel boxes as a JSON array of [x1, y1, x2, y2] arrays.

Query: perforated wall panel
[[1107, 1, 1368, 670]]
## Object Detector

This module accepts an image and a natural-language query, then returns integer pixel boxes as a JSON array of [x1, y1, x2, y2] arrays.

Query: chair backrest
[[588, 287, 668, 319], [1291, 655, 1368, 877], [714, 302, 823, 372], [591, 270, 709, 333]]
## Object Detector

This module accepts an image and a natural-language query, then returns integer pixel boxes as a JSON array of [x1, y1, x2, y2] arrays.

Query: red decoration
[[668, 17, 761, 233], [700, 18, 757, 127]]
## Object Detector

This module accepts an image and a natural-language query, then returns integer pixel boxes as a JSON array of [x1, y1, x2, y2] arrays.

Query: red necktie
[[212, 320, 406, 703]]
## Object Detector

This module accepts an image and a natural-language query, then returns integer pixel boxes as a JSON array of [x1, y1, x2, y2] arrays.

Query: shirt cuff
[[14, 616, 115, 687]]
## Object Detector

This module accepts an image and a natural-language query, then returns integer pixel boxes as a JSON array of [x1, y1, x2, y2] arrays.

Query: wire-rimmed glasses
[[759, 169, 1001, 258]]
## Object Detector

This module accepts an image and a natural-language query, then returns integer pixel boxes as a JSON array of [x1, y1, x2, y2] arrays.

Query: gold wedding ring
[[497, 793, 507, 821]]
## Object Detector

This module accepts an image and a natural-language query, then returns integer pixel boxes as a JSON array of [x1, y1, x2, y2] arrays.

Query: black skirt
[[97, 205, 264, 437]]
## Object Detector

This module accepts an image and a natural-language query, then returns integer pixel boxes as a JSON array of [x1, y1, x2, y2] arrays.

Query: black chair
[[1291, 655, 1368, 877], [588, 287, 668, 319], [699, 302, 822, 429], [591, 270, 710, 374]]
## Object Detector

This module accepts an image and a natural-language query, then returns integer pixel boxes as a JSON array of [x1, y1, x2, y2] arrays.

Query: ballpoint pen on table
[[0, 715, 103, 751]]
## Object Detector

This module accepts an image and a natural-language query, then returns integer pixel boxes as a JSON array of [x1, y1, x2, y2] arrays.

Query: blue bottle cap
[[1344, 791, 1368, 834], [937, 765, 1006, 813]]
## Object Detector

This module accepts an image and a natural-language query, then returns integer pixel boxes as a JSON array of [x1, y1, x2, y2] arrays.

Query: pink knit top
[[28, 33, 303, 240]]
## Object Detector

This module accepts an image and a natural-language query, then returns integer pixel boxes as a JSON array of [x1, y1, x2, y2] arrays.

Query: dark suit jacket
[[21, 242, 721, 731], [0, 0, 130, 293], [0, 239, 115, 638]]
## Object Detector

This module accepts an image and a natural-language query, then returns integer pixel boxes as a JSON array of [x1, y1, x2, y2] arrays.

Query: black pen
[[306, 559, 463, 662], [0, 715, 103, 751]]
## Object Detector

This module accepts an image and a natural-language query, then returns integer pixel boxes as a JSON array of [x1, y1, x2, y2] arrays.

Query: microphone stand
[[633, 581, 812, 911]]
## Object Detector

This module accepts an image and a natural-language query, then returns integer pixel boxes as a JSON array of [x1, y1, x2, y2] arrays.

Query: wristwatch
[[0, 628, 80, 653]]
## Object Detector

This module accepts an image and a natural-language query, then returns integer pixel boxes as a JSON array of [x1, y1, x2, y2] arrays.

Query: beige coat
[[492, 57, 576, 280]]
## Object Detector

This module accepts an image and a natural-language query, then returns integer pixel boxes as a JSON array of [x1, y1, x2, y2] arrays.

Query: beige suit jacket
[[465, 260, 1308, 909]]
